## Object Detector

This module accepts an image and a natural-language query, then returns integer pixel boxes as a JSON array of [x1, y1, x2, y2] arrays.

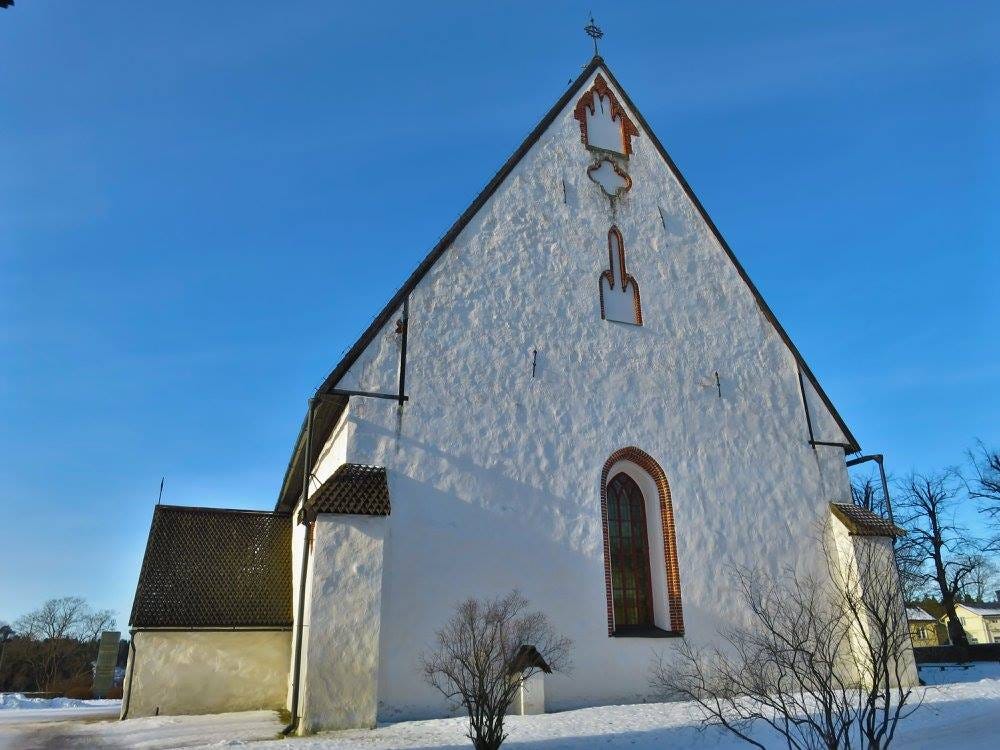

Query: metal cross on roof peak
[[584, 14, 604, 56]]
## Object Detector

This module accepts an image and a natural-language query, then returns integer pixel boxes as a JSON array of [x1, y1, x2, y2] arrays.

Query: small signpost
[[92, 630, 120, 698]]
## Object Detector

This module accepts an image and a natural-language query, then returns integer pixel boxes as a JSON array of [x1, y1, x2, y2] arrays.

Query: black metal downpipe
[[120, 631, 137, 719], [282, 396, 317, 736], [845, 453, 894, 527]]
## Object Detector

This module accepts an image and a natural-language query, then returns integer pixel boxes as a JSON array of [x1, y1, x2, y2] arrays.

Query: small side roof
[[830, 503, 905, 538], [130, 505, 292, 629], [304, 463, 390, 518]]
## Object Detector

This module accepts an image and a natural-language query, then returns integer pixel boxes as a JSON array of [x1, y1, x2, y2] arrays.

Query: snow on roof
[[956, 602, 1000, 617], [906, 606, 936, 621]]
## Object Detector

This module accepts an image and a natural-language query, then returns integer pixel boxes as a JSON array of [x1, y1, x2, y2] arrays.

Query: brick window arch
[[600, 447, 684, 636]]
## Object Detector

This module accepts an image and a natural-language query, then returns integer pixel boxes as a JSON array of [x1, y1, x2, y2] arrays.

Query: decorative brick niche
[[599, 226, 642, 326], [573, 74, 640, 157]]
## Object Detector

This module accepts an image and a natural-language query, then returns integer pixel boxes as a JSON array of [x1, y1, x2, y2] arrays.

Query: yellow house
[[944, 603, 1000, 644], [906, 606, 940, 647]]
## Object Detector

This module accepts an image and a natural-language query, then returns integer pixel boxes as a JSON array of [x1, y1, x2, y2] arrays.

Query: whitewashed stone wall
[[123, 630, 290, 718], [316, 65, 855, 720], [298, 514, 386, 733]]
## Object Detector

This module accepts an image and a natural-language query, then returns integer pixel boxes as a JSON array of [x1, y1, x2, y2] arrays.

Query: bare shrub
[[421, 591, 572, 750], [651, 535, 918, 750]]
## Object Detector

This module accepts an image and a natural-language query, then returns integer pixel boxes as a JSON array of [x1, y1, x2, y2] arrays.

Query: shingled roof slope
[[830, 503, 905, 538], [305, 464, 390, 517], [130, 505, 292, 628]]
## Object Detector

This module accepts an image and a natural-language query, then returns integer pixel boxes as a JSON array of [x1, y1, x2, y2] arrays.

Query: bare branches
[[12, 597, 116, 692], [421, 591, 571, 750], [966, 442, 1000, 552], [651, 536, 918, 750], [852, 474, 887, 519], [894, 472, 977, 645]]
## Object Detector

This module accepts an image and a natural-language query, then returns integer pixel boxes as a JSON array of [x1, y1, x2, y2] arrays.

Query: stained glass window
[[607, 472, 654, 628]]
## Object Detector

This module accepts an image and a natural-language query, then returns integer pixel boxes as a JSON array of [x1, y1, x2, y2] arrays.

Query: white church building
[[121, 54, 909, 733]]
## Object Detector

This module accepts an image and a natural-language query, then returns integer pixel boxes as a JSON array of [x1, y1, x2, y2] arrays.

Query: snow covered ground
[[0, 692, 120, 712], [917, 661, 1000, 686], [0, 708, 280, 749], [0, 693, 122, 732], [0, 671, 998, 749]]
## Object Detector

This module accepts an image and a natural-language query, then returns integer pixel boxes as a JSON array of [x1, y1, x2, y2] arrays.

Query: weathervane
[[584, 14, 603, 56]]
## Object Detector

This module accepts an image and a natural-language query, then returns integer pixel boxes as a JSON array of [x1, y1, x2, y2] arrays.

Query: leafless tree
[[421, 591, 572, 750], [895, 472, 977, 646], [651, 536, 918, 750], [14, 597, 115, 691], [958, 554, 1000, 603], [966, 442, 1000, 553], [852, 474, 887, 519]]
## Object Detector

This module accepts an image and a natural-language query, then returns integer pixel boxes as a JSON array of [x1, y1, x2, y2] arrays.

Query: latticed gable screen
[[130, 505, 292, 628]]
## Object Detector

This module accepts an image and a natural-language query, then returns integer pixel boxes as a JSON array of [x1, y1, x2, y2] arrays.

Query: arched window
[[600, 447, 684, 637], [606, 473, 654, 628]]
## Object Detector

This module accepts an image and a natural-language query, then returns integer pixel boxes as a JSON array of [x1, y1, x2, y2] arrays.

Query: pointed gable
[[276, 56, 859, 509]]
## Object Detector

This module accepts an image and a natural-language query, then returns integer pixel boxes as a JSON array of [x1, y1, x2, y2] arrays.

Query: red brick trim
[[600, 447, 684, 635], [598, 226, 643, 325], [573, 74, 640, 157], [586, 156, 633, 199]]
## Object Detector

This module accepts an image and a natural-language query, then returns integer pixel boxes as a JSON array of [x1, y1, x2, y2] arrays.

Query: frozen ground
[[0, 671, 997, 749], [0, 693, 122, 735], [0, 709, 280, 749]]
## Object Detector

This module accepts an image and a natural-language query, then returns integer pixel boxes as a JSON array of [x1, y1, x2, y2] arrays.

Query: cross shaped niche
[[599, 226, 642, 326]]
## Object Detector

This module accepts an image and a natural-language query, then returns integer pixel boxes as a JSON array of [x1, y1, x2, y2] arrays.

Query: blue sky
[[1, 2, 997, 626]]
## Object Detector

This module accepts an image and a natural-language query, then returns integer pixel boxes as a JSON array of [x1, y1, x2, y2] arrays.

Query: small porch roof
[[303, 463, 390, 519], [830, 503, 905, 538]]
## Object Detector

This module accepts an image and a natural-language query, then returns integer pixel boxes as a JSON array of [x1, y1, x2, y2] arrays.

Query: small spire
[[584, 13, 604, 57]]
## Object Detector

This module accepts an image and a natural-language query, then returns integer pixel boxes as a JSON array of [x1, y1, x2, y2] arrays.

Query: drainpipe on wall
[[282, 396, 317, 736], [120, 631, 138, 719], [845, 453, 894, 527]]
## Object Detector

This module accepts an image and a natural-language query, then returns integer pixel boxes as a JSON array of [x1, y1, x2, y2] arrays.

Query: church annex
[[122, 54, 910, 733]]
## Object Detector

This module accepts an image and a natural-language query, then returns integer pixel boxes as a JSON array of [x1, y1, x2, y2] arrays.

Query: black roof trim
[[276, 55, 860, 507]]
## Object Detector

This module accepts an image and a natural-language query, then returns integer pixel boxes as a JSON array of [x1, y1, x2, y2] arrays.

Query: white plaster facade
[[122, 630, 290, 718], [283, 59, 891, 726], [297, 514, 386, 733]]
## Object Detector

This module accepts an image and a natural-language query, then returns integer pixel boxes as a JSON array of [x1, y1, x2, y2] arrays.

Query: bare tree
[[958, 554, 1000, 603], [895, 473, 977, 646], [14, 597, 115, 691], [651, 536, 918, 750], [966, 442, 1000, 553], [852, 474, 887, 518], [422, 591, 571, 750]]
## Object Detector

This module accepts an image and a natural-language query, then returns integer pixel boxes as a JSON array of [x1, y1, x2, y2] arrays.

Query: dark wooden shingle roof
[[305, 464, 390, 517], [830, 503, 905, 538], [130, 505, 292, 628]]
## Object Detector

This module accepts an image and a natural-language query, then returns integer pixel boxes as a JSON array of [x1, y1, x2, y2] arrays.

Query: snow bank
[[918, 661, 1000, 686], [0, 692, 120, 710]]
